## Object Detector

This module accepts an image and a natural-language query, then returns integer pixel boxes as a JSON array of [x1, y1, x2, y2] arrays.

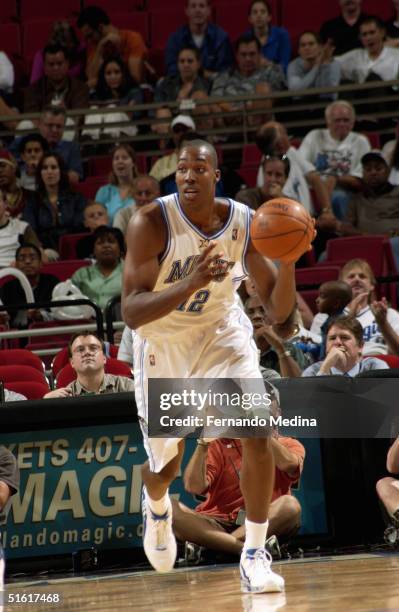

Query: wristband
[[278, 350, 291, 358], [197, 439, 210, 447]]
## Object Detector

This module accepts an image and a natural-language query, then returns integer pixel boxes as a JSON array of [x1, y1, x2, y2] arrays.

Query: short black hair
[[43, 43, 68, 60], [77, 6, 110, 29], [68, 331, 105, 358], [41, 105, 66, 119], [360, 16, 385, 31], [248, 0, 272, 16], [92, 225, 126, 256], [235, 33, 261, 53], [18, 133, 48, 155], [16, 243, 42, 260], [179, 138, 218, 168]]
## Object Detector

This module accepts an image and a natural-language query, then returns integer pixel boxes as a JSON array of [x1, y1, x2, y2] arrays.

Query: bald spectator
[[320, 0, 369, 55], [77, 6, 147, 87], [299, 100, 370, 219], [166, 0, 233, 78], [44, 332, 134, 398], [113, 175, 160, 236]]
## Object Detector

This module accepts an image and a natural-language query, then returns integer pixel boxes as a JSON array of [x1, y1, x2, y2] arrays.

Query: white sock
[[144, 487, 170, 515], [244, 518, 269, 551]]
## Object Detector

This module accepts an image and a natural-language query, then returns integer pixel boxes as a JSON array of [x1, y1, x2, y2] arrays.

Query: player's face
[[327, 106, 354, 140], [248, 2, 271, 30], [70, 335, 106, 375], [360, 22, 385, 54], [326, 325, 362, 364], [362, 160, 390, 189], [341, 267, 374, 297], [176, 146, 219, 208], [236, 42, 261, 77], [299, 33, 320, 62]]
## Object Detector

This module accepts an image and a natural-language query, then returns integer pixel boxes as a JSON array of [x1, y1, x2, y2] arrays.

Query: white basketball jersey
[[137, 194, 252, 339]]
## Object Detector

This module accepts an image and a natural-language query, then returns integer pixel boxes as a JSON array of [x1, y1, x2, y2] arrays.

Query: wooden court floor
[[3, 552, 399, 611]]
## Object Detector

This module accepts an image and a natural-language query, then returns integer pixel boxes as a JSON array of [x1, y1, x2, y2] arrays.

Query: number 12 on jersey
[[177, 290, 210, 313]]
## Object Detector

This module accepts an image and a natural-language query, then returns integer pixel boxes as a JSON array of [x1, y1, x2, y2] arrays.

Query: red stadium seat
[[324, 236, 393, 277], [111, 12, 150, 44], [22, 19, 59, 64], [56, 357, 132, 388], [280, 0, 338, 52], [59, 233, 91, 261], [238, 165, 258, 188], [20, 0, 80, 21], [363, 0, 392, 20], [242, 144, 262, 166], [82, 0, 144, 11], [150, 8, 185, 50], [5, 381, 50, 400], [363, 132, 381, 150], [40, 259, 90, 282], [88, 156, 112, 177], [0, 349, 44, 372], [52, 343, 119, 377], [0, 364, 48, 384], [0, 0, 17, 22], [214, 2, 257, 42], [0, 23, 22, 58], [296, 265, 341, 313], [74, 178, 107, 200], [367, 354, 399, 369]]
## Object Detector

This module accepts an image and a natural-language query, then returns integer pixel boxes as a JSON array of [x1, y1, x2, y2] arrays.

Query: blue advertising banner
[[0, 420, 327, 559]]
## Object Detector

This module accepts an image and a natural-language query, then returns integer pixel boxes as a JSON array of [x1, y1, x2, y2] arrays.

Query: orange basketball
[[250, 197, 314, 260]]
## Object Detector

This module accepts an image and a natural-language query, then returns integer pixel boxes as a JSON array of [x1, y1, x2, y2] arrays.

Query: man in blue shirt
[[165, 0, 233, 78]]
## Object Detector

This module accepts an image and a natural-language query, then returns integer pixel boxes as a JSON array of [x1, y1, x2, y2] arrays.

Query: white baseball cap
[[171, 114, 196, 131]]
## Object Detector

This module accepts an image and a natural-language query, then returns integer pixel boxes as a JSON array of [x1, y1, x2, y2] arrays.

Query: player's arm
[[122, 207, 227, 329], [245, 239, 296, 324], [183, 443, 211, 495], [387, 436, 399, 474]]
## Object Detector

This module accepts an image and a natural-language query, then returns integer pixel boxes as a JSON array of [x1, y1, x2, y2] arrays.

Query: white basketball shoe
[[240, 547, 285, 594], [142, 488, 177, 573]]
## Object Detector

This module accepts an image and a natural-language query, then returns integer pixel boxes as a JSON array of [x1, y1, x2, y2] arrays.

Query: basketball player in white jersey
[[122, 140, 313, 594]]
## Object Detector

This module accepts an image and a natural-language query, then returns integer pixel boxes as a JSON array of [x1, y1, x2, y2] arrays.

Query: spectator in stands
[[18, 133, 48, 192], [236, 154, 290, 210], [77, 6, 147, 87], [244, 0, 291, 72], [172, 430, 304, 555], [0, 150, 28, 218], [0, 50, 14, 98], [299, 100, 370, 219], [320, 0, 369, 55], [303, 315, 388, 375], [311, 259, 399, 356], [83, 56, 143, 140], [30, 21, 86, 84], [212, 34, 286, 128], [0, 190, 40, 268], [23, 152, 86, 253], [287, 32, 340, 97], [336, 17, 399, 83], [150, 115, 196, 184], [155, 47, 211, 103], [315, 280, 353, 358], [113, 175, 160, 236], [23, 44, 89, 115], [94, 144, 138, 223], [71, 226, 124, 311], [386, 0, 399, 43], [1, 243, 58, 328], [255, 122, 335, 236], [44, 331, 134, 398], [376, 434, 399, 531], [165, 0, 233, 78], [76, 201, 110, 259], [382, 122, 399, 185]]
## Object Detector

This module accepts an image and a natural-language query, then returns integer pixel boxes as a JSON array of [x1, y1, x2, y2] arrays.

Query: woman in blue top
[[245, 0, 291, 72], [95, 144, 138, 223]]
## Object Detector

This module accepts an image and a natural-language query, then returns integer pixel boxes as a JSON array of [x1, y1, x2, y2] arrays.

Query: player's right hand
[[187, 242, 229, 289]]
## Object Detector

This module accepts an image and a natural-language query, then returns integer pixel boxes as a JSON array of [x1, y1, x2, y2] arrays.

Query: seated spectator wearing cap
[[165, 0, 233, 79], [94, 145, 138, 224], [0, 191, 40, 268], [77, 6, 147, 88], [243, 0, 291, 72], [299, 100, 370, 220], [23, 152, 86, 254], [0, 243, 58, 329], [82, 56, 143, 141], [44, 331, 134, 398], [150, 115, 196, 184], [71, 226, 125, 311], [0, 151, 28, 218], [172, 430, 304, 556], [113, 175, 160, 237], [236, 154, 290, 210], [303, 315, 388, 376], [211, 34, 286, 129], [18, 134, 48, 192]]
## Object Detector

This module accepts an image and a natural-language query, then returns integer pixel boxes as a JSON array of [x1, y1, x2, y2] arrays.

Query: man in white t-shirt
[[311, 258, 399, 356], [336, 17, 399, 84], [299, 100, 370, 219]]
